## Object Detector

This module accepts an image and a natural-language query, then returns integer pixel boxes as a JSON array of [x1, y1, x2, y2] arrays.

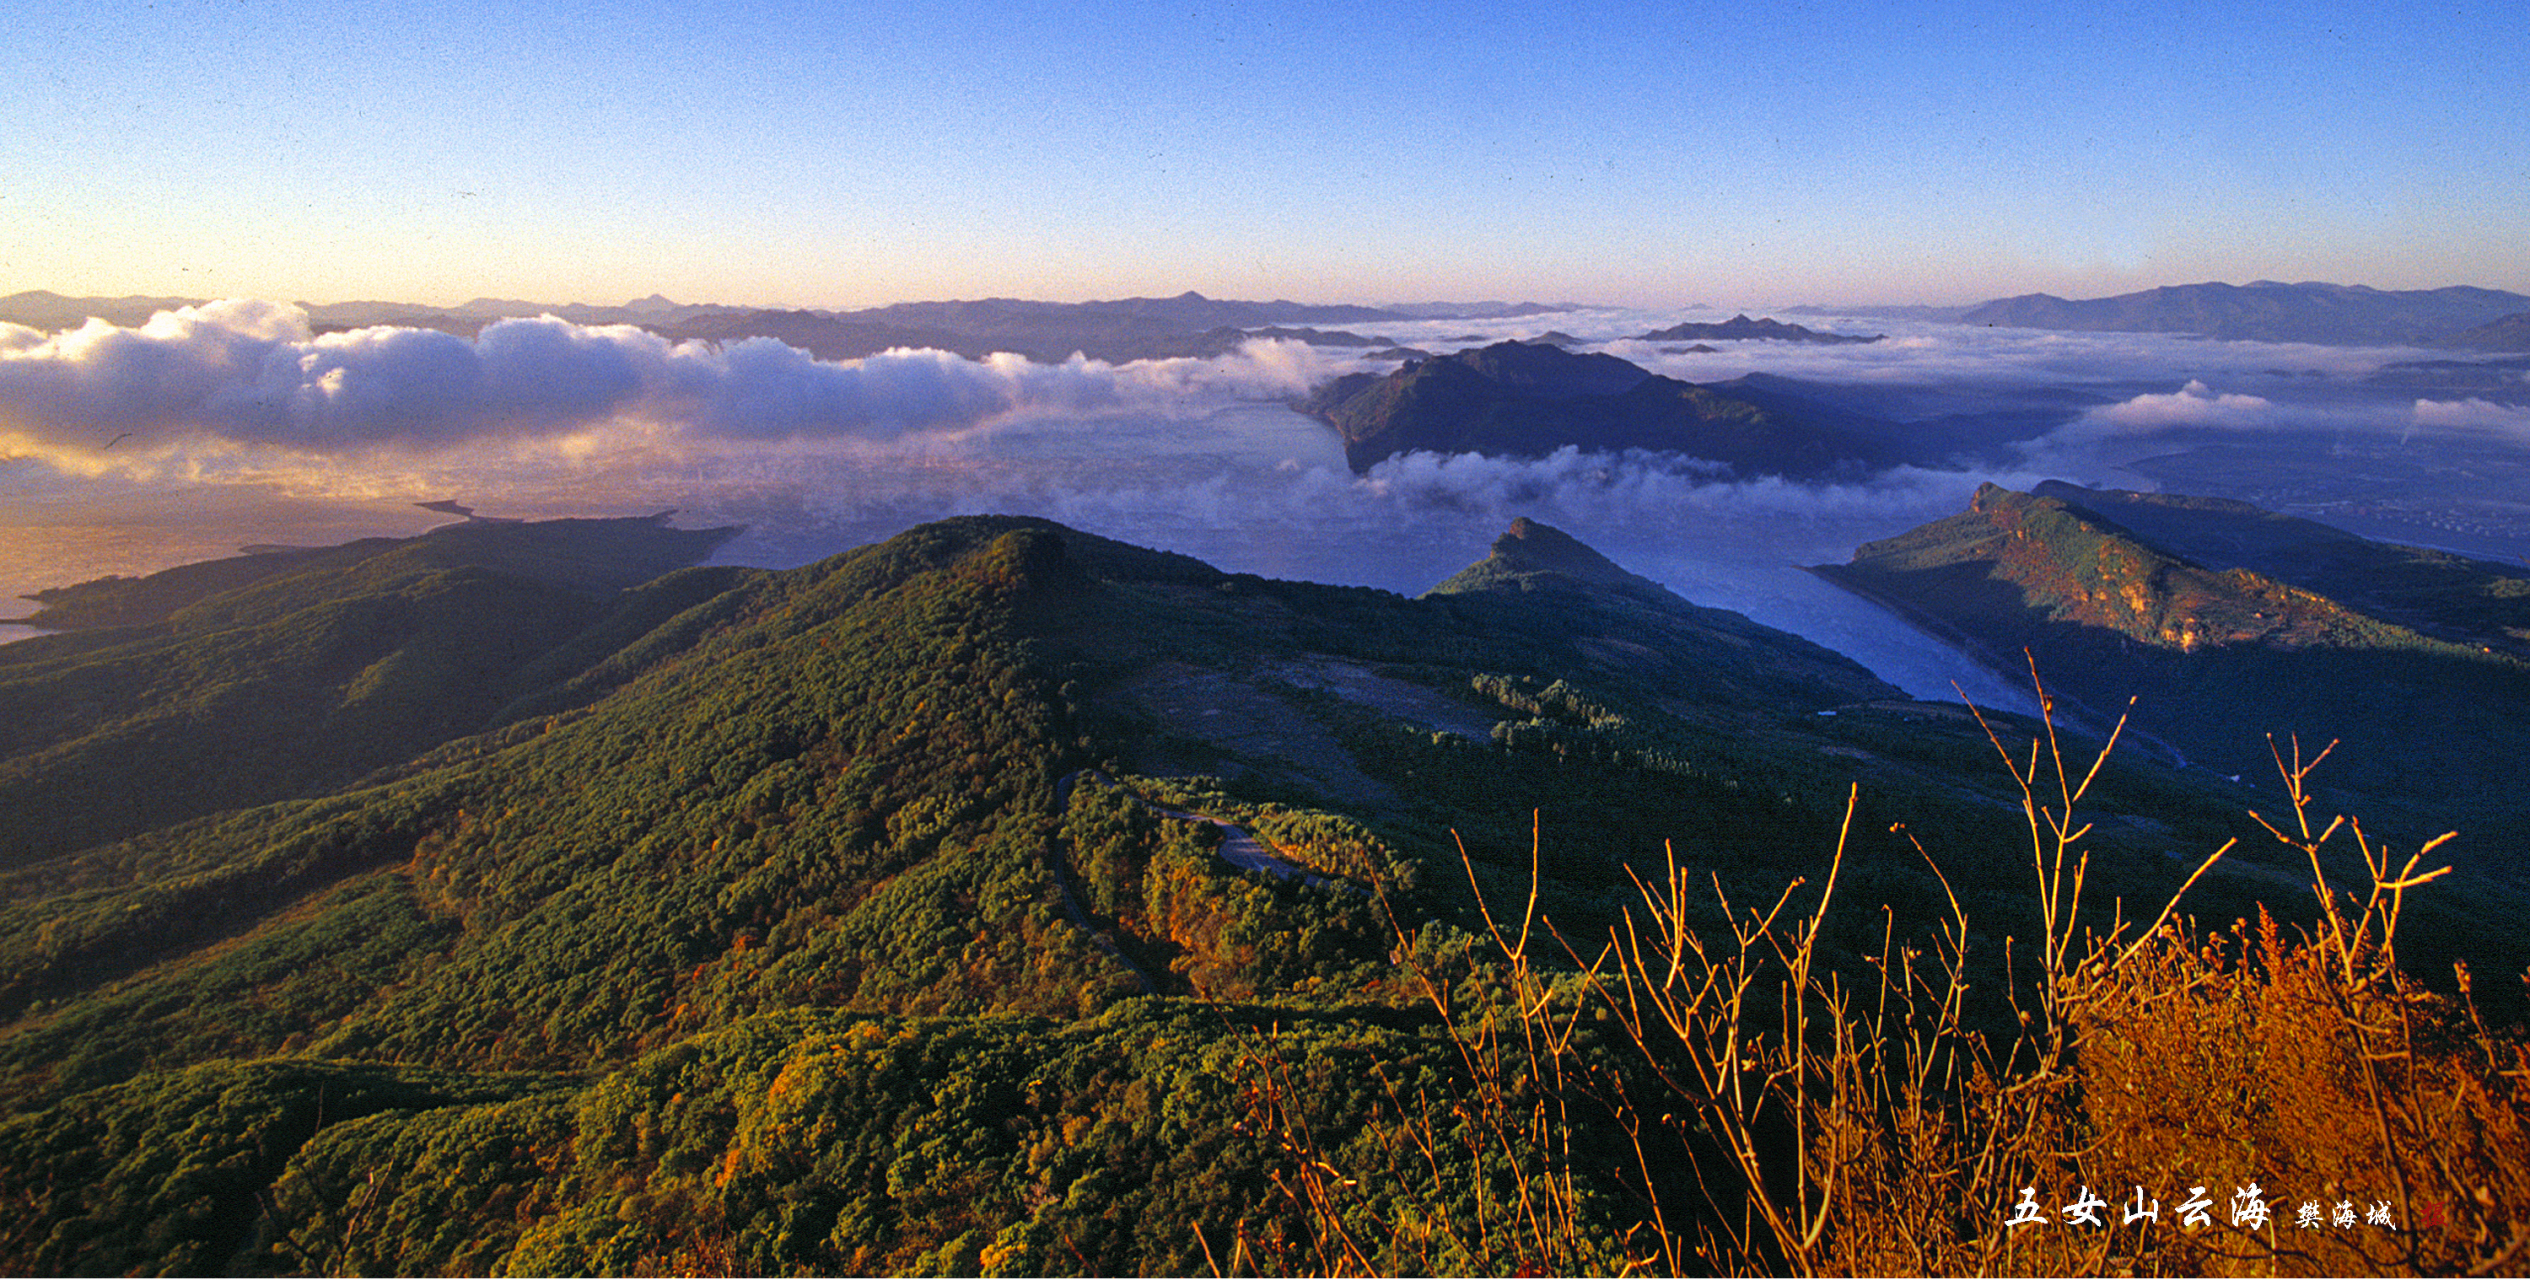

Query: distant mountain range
[[1378, 300, 1583, 319], [1959, 280, 2530, 346], [0, 290, 1568, 364], [0, 290, 224, 331], [19, 281, 2530, 352], [1781, 302, 1978, 323], [652, 293, 1437, 364]]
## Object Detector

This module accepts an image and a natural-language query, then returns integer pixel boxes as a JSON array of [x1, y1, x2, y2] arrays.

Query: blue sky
[[4, 0, 2524, 308]]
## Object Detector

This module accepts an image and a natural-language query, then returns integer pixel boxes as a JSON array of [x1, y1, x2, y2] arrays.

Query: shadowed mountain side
[[1813, 484, 2530, 842], [2440, 311, 2530, 352], [1302, 340, 1900, 474], [0, 516, 741, 862], [1057, 516, 1916, 820], [21, 512, 737, 632]]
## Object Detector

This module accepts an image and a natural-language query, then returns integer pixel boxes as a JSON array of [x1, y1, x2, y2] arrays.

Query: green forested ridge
[[1, 508, 2513, 1275]]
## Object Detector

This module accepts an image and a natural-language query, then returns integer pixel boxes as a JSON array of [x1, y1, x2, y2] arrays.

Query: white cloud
[[2410, 396, 2530, 441], [2090, 379, 2277, 430], [0, 301, 1344, 463]]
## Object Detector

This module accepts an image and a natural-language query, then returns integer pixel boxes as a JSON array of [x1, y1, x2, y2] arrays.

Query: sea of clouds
[[6, 298, 2523, 702]]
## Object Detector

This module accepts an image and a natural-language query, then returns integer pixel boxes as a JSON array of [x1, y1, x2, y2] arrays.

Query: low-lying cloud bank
[[11, 299, 2529, 709], [12, 300, 2518, 475], [0, 300, 1340, 461], [2408, 396, 2530, 440]]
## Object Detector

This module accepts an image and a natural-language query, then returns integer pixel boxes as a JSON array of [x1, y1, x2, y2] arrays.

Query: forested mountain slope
[[2, 510, 2494, 1274]]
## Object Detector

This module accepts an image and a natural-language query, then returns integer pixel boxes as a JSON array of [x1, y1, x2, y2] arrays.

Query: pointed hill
[[1301, 340, 1899, 474], [1813, 482, 2530, 833], [1427, 515, 1658, 595]]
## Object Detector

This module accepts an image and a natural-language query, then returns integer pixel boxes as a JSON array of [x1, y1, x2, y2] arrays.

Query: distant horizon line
[[6, 277, 2528, 321], [0, 285, 1611, 312]]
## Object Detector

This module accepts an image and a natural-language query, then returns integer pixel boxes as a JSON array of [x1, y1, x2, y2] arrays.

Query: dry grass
[[1217, 811, 1631, 1277], [1229, 670, 2530, 1276]]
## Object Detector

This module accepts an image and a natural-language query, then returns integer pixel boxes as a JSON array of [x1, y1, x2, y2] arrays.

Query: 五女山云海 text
[[2005, 1184, 2438, 1231]]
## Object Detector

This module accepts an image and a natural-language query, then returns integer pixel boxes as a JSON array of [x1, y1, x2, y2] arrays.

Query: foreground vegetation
[[1237, 696, 2529, 1276]]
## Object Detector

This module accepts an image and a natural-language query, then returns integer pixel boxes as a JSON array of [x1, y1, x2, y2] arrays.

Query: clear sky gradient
[[5, 0, 2523, 309]]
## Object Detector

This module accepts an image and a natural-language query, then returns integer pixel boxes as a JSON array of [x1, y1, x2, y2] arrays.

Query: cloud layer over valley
[[0, 301, 1340, 461], [8, 299, 2528, 709]]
